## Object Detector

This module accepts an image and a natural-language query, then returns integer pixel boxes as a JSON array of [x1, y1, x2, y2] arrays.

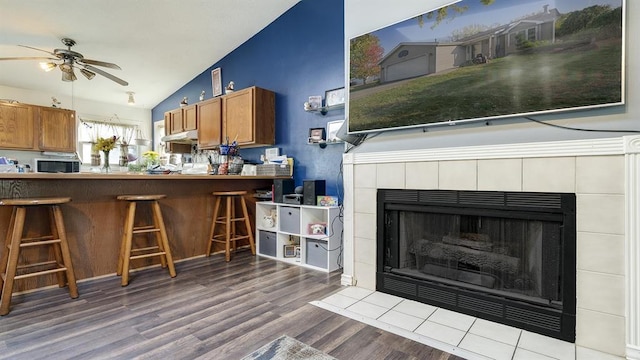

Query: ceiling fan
[[0, 38, 128, 86]]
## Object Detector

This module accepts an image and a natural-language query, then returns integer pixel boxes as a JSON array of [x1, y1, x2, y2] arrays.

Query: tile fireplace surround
[[341, 135, 640, 359]]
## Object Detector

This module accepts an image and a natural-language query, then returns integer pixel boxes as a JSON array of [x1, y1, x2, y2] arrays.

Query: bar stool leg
[[152, 201, 176, 278], [224, 196, 232, 262], [151, 201, 168, 269], [120, 201, 137, 286], [230, 199, 237, 253], [0, 207, 26, 316], [206, 197, 222, 256], [0, 208, 17, 294], [239, 196, 256, 255], [51, 205, 78, 298], [48, 207, 66, 288]]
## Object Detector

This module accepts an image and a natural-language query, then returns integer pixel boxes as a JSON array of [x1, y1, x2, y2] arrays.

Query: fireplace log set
[[409, 235, 527, 291]]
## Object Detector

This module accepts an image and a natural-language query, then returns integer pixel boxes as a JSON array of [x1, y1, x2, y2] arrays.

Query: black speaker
[[273, 179, 295, 203], [303, 180, 326, 206]]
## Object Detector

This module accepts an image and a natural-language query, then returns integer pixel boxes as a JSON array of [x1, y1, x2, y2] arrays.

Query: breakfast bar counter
[[0, 173, 283, 292]]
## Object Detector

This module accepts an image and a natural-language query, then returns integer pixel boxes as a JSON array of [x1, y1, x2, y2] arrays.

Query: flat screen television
[[347, 0, 625, 134]]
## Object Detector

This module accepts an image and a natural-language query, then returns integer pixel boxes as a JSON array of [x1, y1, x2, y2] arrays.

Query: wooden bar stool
[[0, 197, 78, 315], [116, 195, 176, 286], [206, 191, 256, 262]]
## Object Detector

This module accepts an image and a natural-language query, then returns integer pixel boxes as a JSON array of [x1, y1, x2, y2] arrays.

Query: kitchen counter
[[0, 172, 286, 180], [0, 174, 285, 292]]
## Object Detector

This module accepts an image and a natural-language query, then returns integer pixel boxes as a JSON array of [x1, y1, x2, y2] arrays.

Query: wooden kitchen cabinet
[[164, 86, 275, 151], [167, 108, 183, 134], [166, 104, 197, 135], [222, 86, 275, 147], [39, 107, 76, 152], [0, 102, 35, 150], [183, 104, 197, 131], [197, 97, 222, 149]]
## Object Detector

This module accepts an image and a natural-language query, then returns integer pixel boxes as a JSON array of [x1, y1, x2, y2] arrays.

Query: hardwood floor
[[0, 251, 464, 360]]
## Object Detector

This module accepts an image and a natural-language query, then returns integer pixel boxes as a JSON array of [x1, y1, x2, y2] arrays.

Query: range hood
[[161, 129, 198, 144]]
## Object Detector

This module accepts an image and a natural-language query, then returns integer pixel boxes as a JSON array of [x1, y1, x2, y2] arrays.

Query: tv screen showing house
[[347, 0, 625, 134]]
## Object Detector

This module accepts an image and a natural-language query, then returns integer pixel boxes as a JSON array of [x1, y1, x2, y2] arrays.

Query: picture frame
[[308, 222, 327, 235], [211, 67, 222, 97], [326, 120, 344, 143], [284, 245, 297, 258], [308, 127, 325, 143], [325, 87, 345, 107], [308, 95, 322, 110]]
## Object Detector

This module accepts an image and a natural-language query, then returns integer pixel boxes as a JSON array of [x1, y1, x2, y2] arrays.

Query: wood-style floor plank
[[0, 251, 465, 360]]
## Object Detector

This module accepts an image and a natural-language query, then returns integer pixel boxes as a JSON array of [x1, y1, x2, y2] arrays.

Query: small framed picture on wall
[[211, 67, 222, 97], [308, 127, 326, 143], [325, 87, 345, 107]]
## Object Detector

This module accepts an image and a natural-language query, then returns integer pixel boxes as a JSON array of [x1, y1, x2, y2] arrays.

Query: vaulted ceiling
[[0, 0, 300, 108]]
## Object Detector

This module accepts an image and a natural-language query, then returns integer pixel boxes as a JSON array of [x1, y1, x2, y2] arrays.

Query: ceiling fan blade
[[0, 56, 57, 61], [80, 59, 121, 70], [17, 45, 56, 56], [83, 64, 128, 86]]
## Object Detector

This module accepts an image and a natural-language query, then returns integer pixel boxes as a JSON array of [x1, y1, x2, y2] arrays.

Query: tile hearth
[[312, 287, 622, 360]]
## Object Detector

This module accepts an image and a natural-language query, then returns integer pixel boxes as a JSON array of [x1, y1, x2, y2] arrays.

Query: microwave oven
[[34, 158, 81, 173]]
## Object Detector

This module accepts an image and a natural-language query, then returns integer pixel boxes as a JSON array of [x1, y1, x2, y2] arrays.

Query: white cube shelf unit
[[255, 201, 343, 272]]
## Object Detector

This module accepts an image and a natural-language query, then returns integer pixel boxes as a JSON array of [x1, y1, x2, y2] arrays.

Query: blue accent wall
[[152, 0, 346, 198]]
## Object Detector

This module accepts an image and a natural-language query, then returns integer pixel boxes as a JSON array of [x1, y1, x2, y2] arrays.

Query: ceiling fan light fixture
[[127, 91, 135, 105], [80, 68, 96, 80], [39, 62, 57, 72], [61, 69, 77, 82], [59, 62, 73, 73]]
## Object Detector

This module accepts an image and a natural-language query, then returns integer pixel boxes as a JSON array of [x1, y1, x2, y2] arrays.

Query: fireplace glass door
[[377, 189, 576, 341], [389, 211, 563, 306]]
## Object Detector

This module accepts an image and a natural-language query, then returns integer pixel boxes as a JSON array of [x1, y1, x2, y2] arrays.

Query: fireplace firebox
[[377, 189, 576, 342]]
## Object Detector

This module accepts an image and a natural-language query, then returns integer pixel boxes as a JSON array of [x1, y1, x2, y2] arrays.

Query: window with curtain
[[77, 120, 138, 165]]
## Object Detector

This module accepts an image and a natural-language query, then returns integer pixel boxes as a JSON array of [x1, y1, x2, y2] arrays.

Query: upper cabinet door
[[183, 104, 197, 131], [39, 107, 76, 152], [0, 102, 35, 150], [222, 86, 275, 147], [223, 88, 254, 144], [169, 108, 183, 134], [197, 97, 222, 149]]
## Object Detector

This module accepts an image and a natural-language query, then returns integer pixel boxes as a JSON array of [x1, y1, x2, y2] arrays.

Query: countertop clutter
[[0, 172, 288, 180]]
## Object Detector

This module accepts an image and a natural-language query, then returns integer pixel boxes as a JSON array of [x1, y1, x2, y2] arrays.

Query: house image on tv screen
[[378, 5, 560, 84]]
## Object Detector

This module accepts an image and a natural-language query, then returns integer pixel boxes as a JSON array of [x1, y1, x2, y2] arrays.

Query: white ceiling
[[0, 0, 300, 109]]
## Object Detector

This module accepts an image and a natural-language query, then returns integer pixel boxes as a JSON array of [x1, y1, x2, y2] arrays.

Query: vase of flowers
[[142, 150, 160, 170], [94, 136, 118, 173]]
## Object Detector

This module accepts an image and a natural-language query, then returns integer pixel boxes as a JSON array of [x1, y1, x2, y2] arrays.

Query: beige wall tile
[[523, 157, 576, 193], [577, 194, 624, 235], [354, 212, 376, 241], [377, 163, 406, 189], [576, 156, 624, 194], [577, 232, 624, 275], [577, 271, 624, 316], [576, 309, 625, 356], [405, 161, 439, 189], [354, 188, 377, 215], [354, 236, 376, 266], [477, 158, 522, 191], [354, 164, 377, 188], [438, 160, 477, 190], [354, 261, 376, 290]]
